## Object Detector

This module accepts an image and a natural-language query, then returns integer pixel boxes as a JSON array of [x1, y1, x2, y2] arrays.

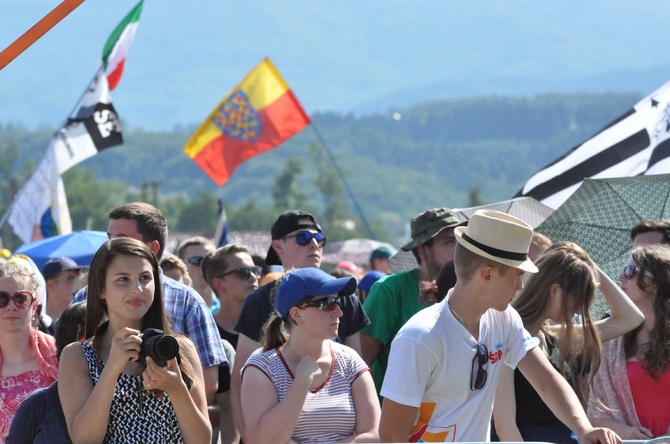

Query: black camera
[[138, 328, 179, 367]]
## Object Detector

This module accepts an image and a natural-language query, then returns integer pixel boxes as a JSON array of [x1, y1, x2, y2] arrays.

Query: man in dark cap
[[369, 246, 393, 274], [230, 210, 370, 440], [361, 207, 465, 393], [41, 257, 86, 332]]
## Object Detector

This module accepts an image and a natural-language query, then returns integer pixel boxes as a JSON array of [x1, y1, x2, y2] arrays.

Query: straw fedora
[[454, 210, 538, 273]]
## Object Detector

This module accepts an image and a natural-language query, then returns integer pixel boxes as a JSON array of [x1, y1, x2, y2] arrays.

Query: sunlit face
[[101, 255, 155, 328], [182, 244, 215, 290], [274, 220, 324, 269], [108, 218, 144, 242], [0, 275, 37, 334], [421, 228, 457, 276], [492, 267, 525, 311], [217, 252, 259, 303], [295, 294, 343, 339], [47, 269, 80, 309], [619, 258, 656, 306]]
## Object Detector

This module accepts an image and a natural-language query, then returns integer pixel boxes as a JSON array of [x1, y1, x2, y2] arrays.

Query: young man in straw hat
[[379, 210, 621, 443]]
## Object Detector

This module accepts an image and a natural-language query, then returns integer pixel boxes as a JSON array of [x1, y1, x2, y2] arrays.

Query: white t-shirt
[[381, 289, 538, 442]]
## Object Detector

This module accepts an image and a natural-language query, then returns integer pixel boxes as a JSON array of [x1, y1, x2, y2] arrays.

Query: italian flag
[[102, 0, 144, 91]]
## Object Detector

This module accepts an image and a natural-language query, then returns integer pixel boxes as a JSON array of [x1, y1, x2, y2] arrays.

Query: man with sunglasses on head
[[72, 202, 227, 397], [176, 236, 219, 314], [379, 210, 621, 443], [230, 210, 370, 442]]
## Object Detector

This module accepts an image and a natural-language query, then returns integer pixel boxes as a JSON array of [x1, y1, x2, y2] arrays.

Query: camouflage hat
[[400, 207, 465, 251]]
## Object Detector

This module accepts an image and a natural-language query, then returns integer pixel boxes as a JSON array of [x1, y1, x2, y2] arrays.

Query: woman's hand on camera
[[143, 356, 183, 393], [108, 327, 141, 374]]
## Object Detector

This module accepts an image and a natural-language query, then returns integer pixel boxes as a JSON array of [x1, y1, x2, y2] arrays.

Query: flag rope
[[310, 124, 377, 240]]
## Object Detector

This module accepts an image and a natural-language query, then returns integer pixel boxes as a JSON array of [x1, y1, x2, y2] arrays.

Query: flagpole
[[310, 124, 377, 240]]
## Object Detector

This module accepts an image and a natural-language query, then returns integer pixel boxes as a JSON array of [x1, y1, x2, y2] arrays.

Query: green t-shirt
[[361, 268, 433, 393]]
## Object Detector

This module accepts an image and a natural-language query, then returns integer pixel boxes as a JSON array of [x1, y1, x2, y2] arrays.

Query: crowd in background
[[0, 201, 669, 443]]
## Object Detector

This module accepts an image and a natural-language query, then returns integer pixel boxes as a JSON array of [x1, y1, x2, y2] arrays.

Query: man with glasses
[[379, 210, 621, 443], [72, 202, 227, 397], [201, 243, 260, 444], [176, 236, 219, 314], [41, 257, 85, 333], [230, 210, 370, 442]]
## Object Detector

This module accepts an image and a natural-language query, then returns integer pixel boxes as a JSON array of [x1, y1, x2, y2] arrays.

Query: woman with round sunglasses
[[588, 244, 670, 439], [492, 242, 643, 443], [0, 262, 58, 443], [241, 268, 380, 443]]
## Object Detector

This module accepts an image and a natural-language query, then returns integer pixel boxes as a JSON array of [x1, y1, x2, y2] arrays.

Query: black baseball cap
[[266, 211, 322, 266]]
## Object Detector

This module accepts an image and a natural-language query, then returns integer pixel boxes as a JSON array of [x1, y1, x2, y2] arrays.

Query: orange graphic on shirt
[[408, 402, 455, 442]]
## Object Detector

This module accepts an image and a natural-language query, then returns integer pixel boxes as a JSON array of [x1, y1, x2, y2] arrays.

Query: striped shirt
[[244, 341, 368, 443]]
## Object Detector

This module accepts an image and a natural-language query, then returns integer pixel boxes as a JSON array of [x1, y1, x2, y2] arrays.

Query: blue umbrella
[[15, 231, 109, 270]]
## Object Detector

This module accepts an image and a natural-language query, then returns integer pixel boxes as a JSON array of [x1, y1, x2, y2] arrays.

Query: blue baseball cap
[[276, 268, 356, 317], [358, 270, 386, 293]]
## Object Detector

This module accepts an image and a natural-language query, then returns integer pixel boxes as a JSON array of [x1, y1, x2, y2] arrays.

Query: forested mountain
[[0, 92, 641, 246]]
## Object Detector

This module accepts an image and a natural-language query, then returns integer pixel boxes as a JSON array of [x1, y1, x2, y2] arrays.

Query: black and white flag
[[516, 81, 670, 209], [7, 68, 122, 242]]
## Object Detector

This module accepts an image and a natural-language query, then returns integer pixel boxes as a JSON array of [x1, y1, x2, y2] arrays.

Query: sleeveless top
[[244, 341, 369, 443], [628, 360, 670, 437], [82, 342, 184, 444]]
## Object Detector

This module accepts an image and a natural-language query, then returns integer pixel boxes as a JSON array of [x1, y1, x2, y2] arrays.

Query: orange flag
[[184, 58, 311, 186]]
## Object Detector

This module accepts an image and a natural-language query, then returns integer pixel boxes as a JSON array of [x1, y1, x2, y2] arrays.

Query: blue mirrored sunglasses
[[283, 231, 326, 246]]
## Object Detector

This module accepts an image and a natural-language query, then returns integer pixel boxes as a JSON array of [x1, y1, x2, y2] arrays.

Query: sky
[[2, 1, 670, 131]]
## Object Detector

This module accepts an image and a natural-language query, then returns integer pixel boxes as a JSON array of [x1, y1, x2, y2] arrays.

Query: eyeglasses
[[185, 256, 204, 267], [282, 231, 327, 247], [0, 291, 35, 309], [470, 343, 488, 391], [621, 264, 653, 280], [218, 266, 263, 280], [297, 296, 341, 312]]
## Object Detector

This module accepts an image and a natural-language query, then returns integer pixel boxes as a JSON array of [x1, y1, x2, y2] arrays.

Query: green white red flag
[[102, 0, 144, 90]]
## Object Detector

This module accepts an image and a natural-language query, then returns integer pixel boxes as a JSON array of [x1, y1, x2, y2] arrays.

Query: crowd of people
[[0, 200, 669, 443]]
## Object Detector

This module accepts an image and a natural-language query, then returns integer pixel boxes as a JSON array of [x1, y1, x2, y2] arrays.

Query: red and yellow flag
[[184, 58, 311, 186]]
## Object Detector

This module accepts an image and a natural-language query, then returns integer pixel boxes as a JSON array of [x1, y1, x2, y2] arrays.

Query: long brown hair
[[85, 237, 169, 341], [513, 242, 601, 400], [624, 244, 670, 379]]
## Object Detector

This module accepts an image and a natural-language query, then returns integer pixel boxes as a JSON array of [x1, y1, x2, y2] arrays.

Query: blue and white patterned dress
[[82, 342, 184, 444]]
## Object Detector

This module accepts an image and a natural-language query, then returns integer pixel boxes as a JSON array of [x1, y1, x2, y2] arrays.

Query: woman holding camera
[[58, 238, 210, 443]]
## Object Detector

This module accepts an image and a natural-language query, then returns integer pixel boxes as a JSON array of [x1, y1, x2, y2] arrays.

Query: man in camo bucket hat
[[361, 207, 466, 393]]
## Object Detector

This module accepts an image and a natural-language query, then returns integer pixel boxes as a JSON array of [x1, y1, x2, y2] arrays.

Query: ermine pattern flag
[[516, 80, 670, 209], [8, 69, 122, 243]]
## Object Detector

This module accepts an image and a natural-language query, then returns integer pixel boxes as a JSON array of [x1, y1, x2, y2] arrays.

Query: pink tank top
[[627, 361, 670, 437]]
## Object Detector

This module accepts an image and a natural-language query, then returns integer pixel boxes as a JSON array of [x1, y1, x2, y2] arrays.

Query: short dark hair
[[630, 220, 670, 244], [201, 244, 251, 294], [109, 203, 168, 259]]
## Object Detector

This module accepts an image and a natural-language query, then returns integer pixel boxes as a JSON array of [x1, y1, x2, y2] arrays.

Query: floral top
[[0, 370, 56, 443]]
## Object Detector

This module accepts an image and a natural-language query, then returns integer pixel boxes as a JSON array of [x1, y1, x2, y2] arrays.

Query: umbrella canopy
[[390, 197, 554, 273], [536, 174, 670, 316], [321, 238, 398, 266], [15, 230, 109, 271]]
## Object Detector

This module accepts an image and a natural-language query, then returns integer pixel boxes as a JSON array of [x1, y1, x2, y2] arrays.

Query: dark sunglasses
[[283, 231, 327, 247], [218, 266, 263, 280], [0, 291, 35, 309], [470, 343, 488, 391], [621, 264, 653, 280], [297, 296, 341, 312], [185, 256, 205, 267]]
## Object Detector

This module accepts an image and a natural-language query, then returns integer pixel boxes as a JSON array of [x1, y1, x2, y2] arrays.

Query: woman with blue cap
[[241, 268, 380, 443]]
